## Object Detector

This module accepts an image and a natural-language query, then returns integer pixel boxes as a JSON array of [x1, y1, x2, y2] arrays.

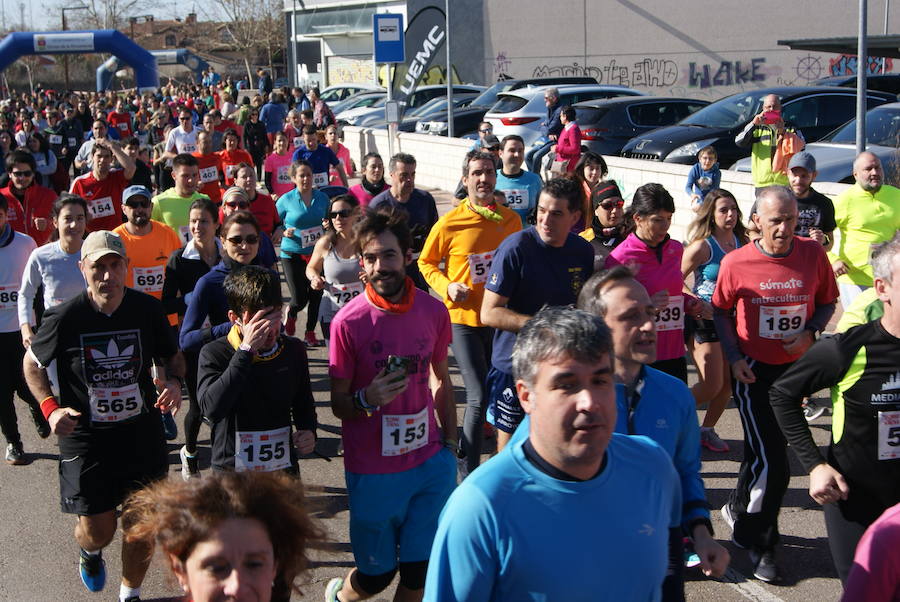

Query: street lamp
[[61, 5, 89, 91]]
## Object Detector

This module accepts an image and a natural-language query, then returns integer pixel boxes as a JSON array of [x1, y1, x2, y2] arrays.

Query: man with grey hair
[[371, 153, 439, 291], [770, 231, 900, 584], [713, 185, 838, 582], [525, 86, 563, 172], [425, 305, 681, 600], [830, 151, 900, 308]]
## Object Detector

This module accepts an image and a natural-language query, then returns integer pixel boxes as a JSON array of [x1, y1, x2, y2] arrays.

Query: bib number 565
[[96, 397, 138, 414]]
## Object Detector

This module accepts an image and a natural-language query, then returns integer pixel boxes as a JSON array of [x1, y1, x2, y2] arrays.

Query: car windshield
[[680, 90, 769, 129], [469, 81, 522, 108], [820, 106, 900, 147]]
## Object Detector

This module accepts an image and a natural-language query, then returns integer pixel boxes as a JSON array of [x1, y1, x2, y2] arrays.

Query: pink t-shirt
[[843, 502, 900, 601], [329, 289, 452, 474], [329, 144, 353, 185], [349, 182, 389, 207], [263, 152, 294, 198]]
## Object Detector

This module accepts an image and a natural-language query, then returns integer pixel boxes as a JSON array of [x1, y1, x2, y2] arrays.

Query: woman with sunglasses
[[348, 152, 388, 208], [579, 181, 627, 269], [218, 185, 277, 269], [263, 132, 294, 200], [305, 194, 362, 343], [243, 108, 268, 180], [681, 189, 747, 453], [179, 210, 265, 357], [163, 197, 222, 479], [216, 129, 254, 188], [277, 160, 329, 344]]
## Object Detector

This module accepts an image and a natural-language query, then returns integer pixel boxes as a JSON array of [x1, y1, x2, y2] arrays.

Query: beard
[[370, 269, 405, 298], [130, 214, 149, 227]]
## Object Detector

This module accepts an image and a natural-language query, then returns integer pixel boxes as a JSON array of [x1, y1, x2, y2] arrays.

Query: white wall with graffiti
[[482, 0, 900, 99]]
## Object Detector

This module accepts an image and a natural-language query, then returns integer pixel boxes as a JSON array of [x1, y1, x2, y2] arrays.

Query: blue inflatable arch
[[98, 48, 209, 91], [0, 30, 158, 92]]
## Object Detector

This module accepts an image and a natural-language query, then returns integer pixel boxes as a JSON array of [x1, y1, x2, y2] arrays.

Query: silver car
[[731, 102, 900, 183], [339, 84, 485, 126], [484, 84, 645, 146]]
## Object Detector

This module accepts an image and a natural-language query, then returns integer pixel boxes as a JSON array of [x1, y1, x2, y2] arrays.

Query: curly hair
[[123, 471, 324, 600]]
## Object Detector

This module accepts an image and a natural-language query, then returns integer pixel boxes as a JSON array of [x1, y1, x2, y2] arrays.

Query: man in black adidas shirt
[[22, 230, 184, 602], [771, 231, 900, 584], [197, 265, 316, 473]]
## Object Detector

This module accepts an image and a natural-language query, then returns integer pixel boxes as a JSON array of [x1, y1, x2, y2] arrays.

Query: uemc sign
[[399, 24, 445, 94]]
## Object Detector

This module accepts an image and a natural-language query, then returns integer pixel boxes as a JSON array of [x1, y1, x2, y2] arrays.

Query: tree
[[202, 0, 284, 84], [47, 0, 143, 30]]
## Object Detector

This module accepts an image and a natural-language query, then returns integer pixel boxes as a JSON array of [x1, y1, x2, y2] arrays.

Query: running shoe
[[122, 597, 141, 602], [683, 537, 701, 569], [719, 503, 747, 549], [285, 315, 297, 336], [79, 548, 106, 592], [29, 405, 51, 438], [803, 400, 826, 422], [180, 445, 200, 481], [305, 330, 322, 347], [324, 577, 344, 602], [749, 547, 780, 583], [162, 412, 178, 441], [700, 428, 729, 453], [5, 442, 24, 465]]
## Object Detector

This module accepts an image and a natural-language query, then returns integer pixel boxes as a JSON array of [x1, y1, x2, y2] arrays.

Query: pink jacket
[[556, 123, 582, 171]]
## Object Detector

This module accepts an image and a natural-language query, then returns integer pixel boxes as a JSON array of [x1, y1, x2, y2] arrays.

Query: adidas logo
[[883, 372, 900, 392], [89, 340, 135, 369]]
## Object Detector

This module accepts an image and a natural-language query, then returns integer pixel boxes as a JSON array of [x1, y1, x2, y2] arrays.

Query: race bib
[[179, 225, 191, 243], [276, 165, 291, 184], [0, 284, 18, 311], [503, 189, 528, 210], [118, 122, 128, 131], [468, 250, 495, 285], [655, 295, 684, 332], [235, 426, 291, 472], [35, 156, 46, 168], [313, 172, 328, 188], [758, 304, 806, 340], [225, 164, 236, 180], [199, 165, 218, 184], [299, 225, 324, 248], [381, 407, 429, 457], [179, 142, 196, 154], [89, 382, 143, 423], [68, 136, 77, 147], [879, 411, 900, 460], [133, 265, 165, 294], [88, 196, 115, 219], [327, 281, 364, 308], [293, 136, 302, 148], [48, 134, 63, 145]]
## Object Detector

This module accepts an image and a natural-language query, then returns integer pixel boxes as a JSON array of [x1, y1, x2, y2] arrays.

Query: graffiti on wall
[[687, 58, 766, 88], [829, 54, 894, 77], [531, 58, 678, 88], [494, 51, 512, 78]]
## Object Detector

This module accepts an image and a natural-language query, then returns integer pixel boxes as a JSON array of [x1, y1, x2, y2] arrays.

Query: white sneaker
[[324, 577, 344, 602], [180, 445, 199, 481]]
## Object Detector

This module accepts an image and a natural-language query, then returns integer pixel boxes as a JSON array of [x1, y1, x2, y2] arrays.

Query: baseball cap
[[788, 151, 816, 173], [483, 134, 501, 148], [81, 231, 127, 263], [123, 185, 152, 203]]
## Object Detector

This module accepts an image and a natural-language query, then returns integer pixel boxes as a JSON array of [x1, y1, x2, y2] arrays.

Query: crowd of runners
[[1, 81, 900, 602]]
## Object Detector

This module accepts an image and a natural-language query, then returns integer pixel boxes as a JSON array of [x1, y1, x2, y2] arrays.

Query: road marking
[[719, 567, 786, 602]]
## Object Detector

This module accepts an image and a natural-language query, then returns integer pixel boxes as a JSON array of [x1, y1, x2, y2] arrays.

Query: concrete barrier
[[342, 126, 851, 241]]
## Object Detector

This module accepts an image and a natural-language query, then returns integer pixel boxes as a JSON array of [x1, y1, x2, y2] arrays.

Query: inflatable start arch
[[97, 48, 208, 91], [0, 30, 159, 92]]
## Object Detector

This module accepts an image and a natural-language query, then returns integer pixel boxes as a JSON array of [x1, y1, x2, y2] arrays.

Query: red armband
[[40, 396, 60, 421]]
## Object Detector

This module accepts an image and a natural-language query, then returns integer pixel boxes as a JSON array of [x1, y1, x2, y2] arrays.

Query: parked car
[[361, 94, 481, 131], [731, 101, 900, 183], [414, 76, 600, 137], [319, 84, 382, 104], [340, 84, 484, 126], [329, 91, 386, 116], [337, 96, 388, 124], [620, 86, 897, 166], [574, 96, 709, 156], [484, 84, 646, 146], [815, 74, 900, 96]]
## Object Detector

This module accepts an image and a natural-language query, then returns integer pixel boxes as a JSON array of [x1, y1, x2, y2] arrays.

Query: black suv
[[415, 76, 598, 137], [620, 86, 896, 166]]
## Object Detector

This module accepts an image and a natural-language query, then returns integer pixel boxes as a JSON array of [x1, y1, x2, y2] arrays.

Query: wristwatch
[[353, 389, 377, 417]]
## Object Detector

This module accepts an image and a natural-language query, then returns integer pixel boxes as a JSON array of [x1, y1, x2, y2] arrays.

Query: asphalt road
[[0, 189, 845, 601]]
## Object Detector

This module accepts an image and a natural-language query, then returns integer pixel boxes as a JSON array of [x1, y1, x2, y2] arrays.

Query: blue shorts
[[485, 366, 523, 433], [345, 447, 456, 575]]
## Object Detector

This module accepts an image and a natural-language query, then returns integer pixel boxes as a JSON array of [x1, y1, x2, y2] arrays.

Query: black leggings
[[183, 350, 203, 454], [281, 252, 322, 333], [0, 331, 40, 446]]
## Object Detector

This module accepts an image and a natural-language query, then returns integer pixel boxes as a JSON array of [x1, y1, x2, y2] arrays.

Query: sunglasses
[[225, 201, 249, 209], [226, 234, 259, 245], [479, 128, 492, 133], [11, 170, 33, 177], [329, 209, 353, 219], [179, 116, 191, 121], [125, 199, 151, 208], [599, 199, 625, 210]]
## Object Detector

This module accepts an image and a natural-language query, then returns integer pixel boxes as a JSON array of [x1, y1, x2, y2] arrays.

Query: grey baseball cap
[[81, 231, 127, 263], [788, 151, 816, 173]]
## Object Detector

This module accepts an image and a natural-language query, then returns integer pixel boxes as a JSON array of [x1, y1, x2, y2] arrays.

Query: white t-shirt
[[0, 230, 37, 333], [165, 126, 199, 155]]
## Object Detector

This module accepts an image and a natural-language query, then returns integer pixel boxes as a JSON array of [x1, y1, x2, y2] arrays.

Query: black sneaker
[[749, 548, 780, 583], [122, 597, 141, 602], [30, 405, 51, 438], [5, 442, 25, 465]]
